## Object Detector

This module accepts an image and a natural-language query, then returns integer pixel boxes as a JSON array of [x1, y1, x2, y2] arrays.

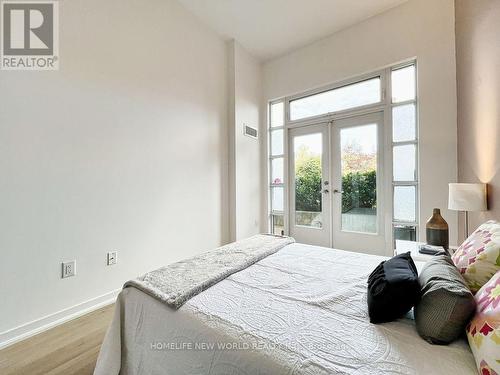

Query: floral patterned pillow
[[452, 221, 500, 293], [466, 271, 500, 374]]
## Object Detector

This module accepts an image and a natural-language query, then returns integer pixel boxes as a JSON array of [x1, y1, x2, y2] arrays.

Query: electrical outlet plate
[[62, 261, 76, 278], [107, 251, 117, 266]]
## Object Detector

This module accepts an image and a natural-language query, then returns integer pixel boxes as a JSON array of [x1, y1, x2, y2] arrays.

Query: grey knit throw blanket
[[125, 234, 295, 308]]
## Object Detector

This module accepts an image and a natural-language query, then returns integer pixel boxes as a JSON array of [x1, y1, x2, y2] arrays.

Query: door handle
[[333, 189, 343, 194], [323, 189, 329, 194]]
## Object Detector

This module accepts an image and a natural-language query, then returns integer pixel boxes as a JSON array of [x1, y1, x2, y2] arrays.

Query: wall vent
[[243, 124, 258, 139]]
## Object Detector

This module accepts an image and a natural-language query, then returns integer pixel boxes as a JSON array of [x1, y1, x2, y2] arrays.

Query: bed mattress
[[95, 243, 476, 375]]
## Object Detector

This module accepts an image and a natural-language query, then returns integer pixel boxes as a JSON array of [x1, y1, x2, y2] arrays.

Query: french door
[[288, 112, 386, 253], [289, 124, 331, 247], [331, 112, 386, 253]]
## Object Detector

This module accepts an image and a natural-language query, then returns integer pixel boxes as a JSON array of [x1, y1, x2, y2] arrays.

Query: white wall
[[0, 0, 228, 338], [456, 0, 500, 240], [0, 0, 458, 344], [263, 0, 458, 246], [227, 41, 263, 240]]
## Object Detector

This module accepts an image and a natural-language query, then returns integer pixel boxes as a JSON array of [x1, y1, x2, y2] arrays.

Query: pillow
[[367, 252, 420, 324], [452, 220, 500, 293], [414, 255, 476, 344], [466, 270, 500, 374]]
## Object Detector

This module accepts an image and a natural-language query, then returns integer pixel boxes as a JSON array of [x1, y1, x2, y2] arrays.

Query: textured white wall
[[0, 0, 228, 334], [263, 0, 458, 247]]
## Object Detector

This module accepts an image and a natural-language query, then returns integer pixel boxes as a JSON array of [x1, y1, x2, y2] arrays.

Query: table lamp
[[448, 183, 487, 238]]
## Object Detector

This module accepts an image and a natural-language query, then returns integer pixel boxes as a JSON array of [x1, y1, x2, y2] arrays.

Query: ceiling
[[177, 0, 409, 61]]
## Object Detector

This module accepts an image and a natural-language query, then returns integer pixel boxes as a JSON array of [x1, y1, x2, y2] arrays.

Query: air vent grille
[[243, 124, 258, 139]]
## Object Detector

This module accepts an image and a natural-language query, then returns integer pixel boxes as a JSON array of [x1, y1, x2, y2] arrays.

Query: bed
[[94, 242, 477, 375]]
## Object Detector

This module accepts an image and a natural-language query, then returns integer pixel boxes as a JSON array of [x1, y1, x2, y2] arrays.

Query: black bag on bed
[[367, 252, 420, 324]]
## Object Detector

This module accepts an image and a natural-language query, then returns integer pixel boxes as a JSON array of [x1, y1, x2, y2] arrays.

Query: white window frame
[[267, 60, 419, 246], [287, 75, 384, 125], [268, 100, 286, 235], [285, 71, 385, 128], [390, 62, 419, 242]]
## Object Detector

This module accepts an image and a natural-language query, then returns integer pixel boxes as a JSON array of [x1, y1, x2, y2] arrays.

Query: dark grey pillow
[[414, 255, 476, 344]]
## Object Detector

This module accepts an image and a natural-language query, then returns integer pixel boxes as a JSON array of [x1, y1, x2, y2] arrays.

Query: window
[[391, 63, 418, 242], [391, 65, 416, 103], [270, 102, 284, 127], [340, 124, 378, 234], [269, 101, 285, 235], [270, 129, 284, 155], [289, 77, 381, 121], [293, 133, 323, 228], [267, 61, 419, 245]]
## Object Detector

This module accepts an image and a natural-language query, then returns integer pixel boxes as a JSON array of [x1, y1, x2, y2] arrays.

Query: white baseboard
[[0, 288, 121, 350]]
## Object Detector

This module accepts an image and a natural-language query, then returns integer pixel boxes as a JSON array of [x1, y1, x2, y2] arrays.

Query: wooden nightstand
[[394, 240, 458, 263]]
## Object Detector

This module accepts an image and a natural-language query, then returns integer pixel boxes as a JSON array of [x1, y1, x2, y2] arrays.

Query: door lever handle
[[322, 189, 329, 194], [333, 189, 343, 194]]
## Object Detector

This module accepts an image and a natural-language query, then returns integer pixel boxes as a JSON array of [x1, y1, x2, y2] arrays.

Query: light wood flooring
[[0, 304, 114, 375]]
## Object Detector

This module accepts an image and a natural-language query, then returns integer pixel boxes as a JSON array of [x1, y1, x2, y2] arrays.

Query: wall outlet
[[107, 251, 117, 266], [62, 261, 76, 278]]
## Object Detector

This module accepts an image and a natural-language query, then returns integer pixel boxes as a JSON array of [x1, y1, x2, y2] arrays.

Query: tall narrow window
[[269, 101, 285, 235], [391, 63, 418, 241]]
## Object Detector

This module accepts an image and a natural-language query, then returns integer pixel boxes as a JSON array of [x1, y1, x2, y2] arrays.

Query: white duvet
[[95, 243, 476, 375]]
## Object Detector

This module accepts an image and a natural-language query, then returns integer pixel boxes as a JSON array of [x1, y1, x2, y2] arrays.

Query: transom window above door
[[289, 76, 382, 121]]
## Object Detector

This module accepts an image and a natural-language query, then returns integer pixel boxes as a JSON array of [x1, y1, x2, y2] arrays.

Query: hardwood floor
[[0, 304, 114, 375]]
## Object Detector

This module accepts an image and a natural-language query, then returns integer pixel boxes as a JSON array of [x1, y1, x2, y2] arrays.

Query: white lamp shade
[[448, 183, 487, 211]]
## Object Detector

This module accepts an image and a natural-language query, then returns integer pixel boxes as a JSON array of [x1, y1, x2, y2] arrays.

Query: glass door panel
[[340, 124, 378, 234], [332, 112, 386, 254], [294, 133, 323, 228], [289, 123, 330, 247]]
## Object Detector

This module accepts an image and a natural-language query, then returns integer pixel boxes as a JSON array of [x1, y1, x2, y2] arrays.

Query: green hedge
[[295, 156, 322, 212], [295, 154, 376, 213], [341, 170, 376, 213]]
